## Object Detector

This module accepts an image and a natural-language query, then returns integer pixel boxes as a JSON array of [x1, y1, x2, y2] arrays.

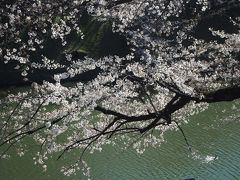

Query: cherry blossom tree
[[0, 0, 240, 177]]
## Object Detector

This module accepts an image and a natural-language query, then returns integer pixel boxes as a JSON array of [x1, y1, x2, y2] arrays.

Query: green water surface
[[0, 100, 240, 180]]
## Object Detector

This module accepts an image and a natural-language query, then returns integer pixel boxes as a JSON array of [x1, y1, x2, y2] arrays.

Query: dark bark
[[202, 86, 240, 103]]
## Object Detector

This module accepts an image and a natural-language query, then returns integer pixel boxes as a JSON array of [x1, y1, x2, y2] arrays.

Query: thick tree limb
[[202, 86, 240, 103], [94, 106, 156, 122]]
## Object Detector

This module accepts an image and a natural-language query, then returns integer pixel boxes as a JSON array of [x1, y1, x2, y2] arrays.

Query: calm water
[[0, 100, 240, 180]]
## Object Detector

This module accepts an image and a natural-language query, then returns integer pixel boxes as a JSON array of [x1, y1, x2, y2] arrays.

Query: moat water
[[0, 99, 240, 180]]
